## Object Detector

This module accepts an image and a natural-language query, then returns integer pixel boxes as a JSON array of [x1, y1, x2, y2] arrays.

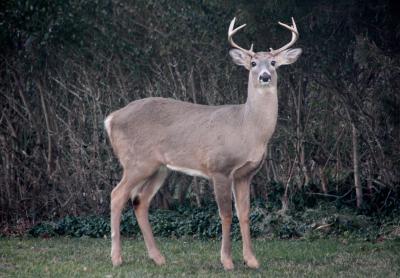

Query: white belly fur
[[166, 164, 209, 179]]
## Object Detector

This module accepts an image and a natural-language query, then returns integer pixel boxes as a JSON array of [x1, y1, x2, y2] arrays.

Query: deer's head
[[228, 17, 302, 88]]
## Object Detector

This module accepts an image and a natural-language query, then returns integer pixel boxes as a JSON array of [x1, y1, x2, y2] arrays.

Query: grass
[[0, 237, 399, 277]]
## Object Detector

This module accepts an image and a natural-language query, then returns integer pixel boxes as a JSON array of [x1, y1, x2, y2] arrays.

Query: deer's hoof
[[150, 254, 166, 266], [244, 256, 260, 269], [221, 258, 234, 271], [112, 254, 123, 267]]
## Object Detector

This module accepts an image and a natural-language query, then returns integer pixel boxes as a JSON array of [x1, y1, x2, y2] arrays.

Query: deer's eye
[[271, 61, 276, 66], [251, 61, 257, 67]]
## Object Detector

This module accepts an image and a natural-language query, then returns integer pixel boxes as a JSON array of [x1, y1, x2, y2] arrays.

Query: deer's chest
[[207, 143, 266, 179], [232, 148, 267, 179]]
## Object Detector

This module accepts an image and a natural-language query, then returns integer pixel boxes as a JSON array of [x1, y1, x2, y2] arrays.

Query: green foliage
[[27, 221, 57, 237], [1, 0, 112, 49], [29, 215, 110, 238], [57, 215, 110, 237], [28, 201, 400, 241]]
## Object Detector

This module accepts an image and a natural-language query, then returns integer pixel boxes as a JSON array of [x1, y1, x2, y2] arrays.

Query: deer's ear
[[275, 48, 302, 66], [229, 49, 251, 70]]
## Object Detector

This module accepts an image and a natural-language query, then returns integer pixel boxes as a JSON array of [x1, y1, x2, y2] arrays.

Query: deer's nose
[[259, 72, 271, 82]]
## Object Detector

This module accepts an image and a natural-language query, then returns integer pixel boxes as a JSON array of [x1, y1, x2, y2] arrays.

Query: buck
[[105, 17, 301, 270]]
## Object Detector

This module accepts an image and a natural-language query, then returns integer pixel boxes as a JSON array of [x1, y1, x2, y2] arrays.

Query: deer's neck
[[243, 77, 278, 141]]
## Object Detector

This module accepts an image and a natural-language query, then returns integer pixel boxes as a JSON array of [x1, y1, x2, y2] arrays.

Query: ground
[[0, 237, 399, 277]]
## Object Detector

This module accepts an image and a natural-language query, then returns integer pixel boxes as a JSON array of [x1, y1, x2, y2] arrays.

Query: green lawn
[[0, 237, 399, 277]]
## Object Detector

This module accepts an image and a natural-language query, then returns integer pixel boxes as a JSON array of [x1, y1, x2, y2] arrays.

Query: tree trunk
[[192, 177, 202, 207], [319, 166, 328, 194], [280, 182, 290, 215], [177, 177, 190, 204], [352, 123, 363, 208]]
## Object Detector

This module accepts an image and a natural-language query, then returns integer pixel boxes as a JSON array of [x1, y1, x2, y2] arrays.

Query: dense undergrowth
[[26, 200, 400, 241], [1, 181, 396, 241]]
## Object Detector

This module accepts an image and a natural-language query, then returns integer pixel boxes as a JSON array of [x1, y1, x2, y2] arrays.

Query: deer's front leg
[[213, 175, 234, 270], [233, 178, 259, 269]]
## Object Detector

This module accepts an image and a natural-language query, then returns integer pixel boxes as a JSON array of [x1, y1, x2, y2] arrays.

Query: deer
[[104, 17, 301, 270]]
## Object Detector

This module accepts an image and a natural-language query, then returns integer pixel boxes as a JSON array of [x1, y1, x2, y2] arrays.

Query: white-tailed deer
[[105, 17, 301, 270]]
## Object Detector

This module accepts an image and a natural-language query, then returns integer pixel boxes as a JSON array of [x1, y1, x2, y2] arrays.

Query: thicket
[[26, 201, 400, 241], [1, 0, 399, 228]]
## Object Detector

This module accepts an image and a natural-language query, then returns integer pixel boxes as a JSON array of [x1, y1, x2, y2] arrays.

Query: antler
[[269, 17, 299, 56], [228, 17, 255, 57]]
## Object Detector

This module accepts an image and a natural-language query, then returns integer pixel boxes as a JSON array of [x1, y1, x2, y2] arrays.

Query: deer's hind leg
[[132, 166, 169, 265], [110, 162, 160, 267]]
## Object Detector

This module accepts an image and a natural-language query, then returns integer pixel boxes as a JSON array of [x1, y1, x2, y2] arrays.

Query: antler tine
[[228, 17, 255, 57], [270, 17, 299, 56]]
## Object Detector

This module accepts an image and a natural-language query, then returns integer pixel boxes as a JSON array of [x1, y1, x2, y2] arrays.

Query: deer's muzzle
[[259, 72, 271, 83]]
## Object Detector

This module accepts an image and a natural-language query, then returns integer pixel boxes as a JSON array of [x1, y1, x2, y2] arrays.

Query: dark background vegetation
[[1, 0, 399, 236]]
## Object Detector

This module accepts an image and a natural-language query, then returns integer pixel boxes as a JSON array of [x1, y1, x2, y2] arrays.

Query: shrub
[[27, 201, 400, 241]]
